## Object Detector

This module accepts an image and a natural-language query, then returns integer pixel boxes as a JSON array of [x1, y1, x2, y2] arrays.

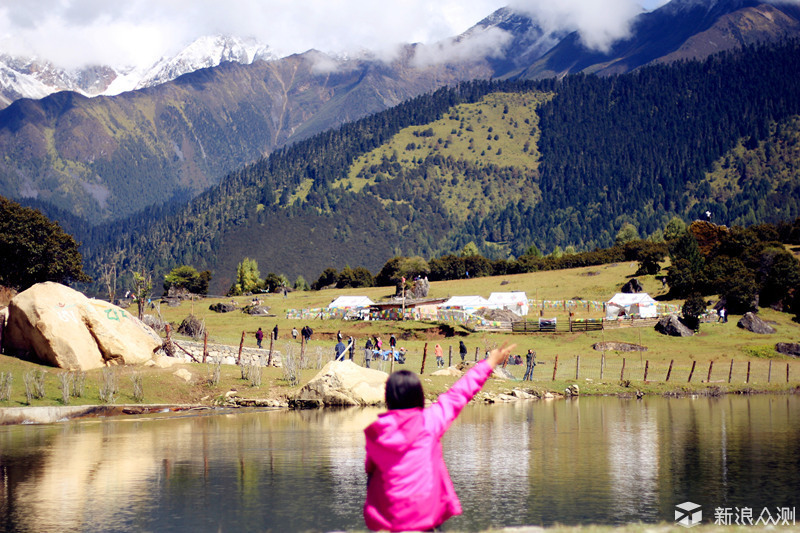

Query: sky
[[0, 0, 673, 70]]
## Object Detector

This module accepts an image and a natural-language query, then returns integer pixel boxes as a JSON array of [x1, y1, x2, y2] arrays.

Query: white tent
[[488, 292, 529, 316], [328, 295, 375, 309], [605, 293, 658, 319], [441, 295, 490, 314]]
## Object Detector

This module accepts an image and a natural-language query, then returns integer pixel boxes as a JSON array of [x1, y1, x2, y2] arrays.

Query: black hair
[[385, 370, 425, 410]]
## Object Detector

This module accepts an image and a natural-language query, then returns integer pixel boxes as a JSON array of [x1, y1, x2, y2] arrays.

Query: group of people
[[254, 324, 314, 349], [254, 325, 279, 348], [362, 334, 407, 367]]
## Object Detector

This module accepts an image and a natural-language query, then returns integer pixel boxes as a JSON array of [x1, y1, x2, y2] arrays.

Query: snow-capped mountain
[[0, 35, 275, 108]]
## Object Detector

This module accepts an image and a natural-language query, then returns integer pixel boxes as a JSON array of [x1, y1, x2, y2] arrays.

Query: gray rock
[[737, 312, 776, 334], [412, 277, 430, 298], [209, 302, 236, 313], [242, 305, 270, 316], [593, 341, 647, 352], [775, 342, 800, 357], [177, 315, 204, 338], [621, 278, 643, 293], [654, 315, 694, 337]]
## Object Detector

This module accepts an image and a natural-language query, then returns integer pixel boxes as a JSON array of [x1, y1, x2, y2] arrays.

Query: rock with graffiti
[[3, 282, 162, 370]]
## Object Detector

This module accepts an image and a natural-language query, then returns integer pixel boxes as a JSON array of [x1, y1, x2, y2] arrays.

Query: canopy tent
[[605, 293, 658, 319], [441, 295, 490, 314], [488, 291, 529, 316], [327, 296, 375, 309]]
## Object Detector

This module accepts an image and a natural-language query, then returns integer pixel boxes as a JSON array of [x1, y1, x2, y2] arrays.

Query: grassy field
[[1, 261, 799, 408]]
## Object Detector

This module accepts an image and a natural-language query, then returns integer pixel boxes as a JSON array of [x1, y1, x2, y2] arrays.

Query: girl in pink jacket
[[364, 343, 515, 532]]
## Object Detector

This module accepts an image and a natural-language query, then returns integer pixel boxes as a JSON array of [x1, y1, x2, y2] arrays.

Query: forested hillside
[[81, 41, 800, 294]]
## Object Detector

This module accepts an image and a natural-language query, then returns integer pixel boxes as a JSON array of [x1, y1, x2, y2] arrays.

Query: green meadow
[[2, 260, 798, 408]]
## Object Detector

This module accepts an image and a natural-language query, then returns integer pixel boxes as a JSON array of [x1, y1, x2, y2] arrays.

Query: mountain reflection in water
[[0, 395, 797, 532]]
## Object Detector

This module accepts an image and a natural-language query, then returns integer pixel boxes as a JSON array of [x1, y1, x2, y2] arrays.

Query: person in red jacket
[[363, 342, 515, 532]]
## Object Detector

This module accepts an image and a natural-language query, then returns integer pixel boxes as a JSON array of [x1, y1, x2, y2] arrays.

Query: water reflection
[[1, 396, 797, 532]]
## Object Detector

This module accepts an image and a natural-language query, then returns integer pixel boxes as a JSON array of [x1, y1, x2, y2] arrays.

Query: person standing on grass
[[364, 338, 374, 368], [523, 348, 536, 380], [335, 339, 347, 361], [364, 342, 516, 532], [255, 327, 264, 349], [435, 343, 444, 368], [272, 324, 279, 340], [459, 340, 467, 362]]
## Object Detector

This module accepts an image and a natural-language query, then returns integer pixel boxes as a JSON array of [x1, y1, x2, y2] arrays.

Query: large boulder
[[775, 343, 800, 357], [295, 360, 388, 406], [412, 277, 430, 298], [4, 282, 162, 370], [654, 315, 694, 337], [209, 302, 236, 313], [177, 315, 204, 338], [621, 278, 643, 293], [242, 305, 270, 316], [737, 312, 776, 334]]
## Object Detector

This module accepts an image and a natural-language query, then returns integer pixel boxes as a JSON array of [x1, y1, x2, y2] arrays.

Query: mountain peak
[[0, 35, 277, 105]]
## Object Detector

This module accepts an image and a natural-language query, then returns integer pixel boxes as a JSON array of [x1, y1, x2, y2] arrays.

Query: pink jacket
[[363, 360, 493, 531]]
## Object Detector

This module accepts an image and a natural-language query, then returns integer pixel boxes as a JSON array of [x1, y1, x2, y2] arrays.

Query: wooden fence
[[505, 355, 797, 385], [502, 317, 654, 333]]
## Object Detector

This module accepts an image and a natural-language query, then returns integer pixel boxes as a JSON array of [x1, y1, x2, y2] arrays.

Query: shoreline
[[2, 385, 797, 426]]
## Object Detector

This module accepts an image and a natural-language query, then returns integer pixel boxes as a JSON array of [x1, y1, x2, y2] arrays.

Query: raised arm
[[426, 342, 516, 436]]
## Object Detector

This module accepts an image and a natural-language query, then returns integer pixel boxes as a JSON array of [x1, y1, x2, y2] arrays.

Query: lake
[[1, 395, 797, 532]]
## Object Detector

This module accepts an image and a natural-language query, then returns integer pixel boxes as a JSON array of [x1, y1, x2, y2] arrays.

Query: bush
[[681, 293, 706, 331]]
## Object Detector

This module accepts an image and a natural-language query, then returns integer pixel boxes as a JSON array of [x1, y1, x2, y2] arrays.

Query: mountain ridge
[[2, 0, 800, 229], [70, 41, 800, 294]]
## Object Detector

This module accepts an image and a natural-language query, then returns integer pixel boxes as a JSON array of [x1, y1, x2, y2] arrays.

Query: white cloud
[[509, 0, 645, 52], [411, 27, 513, 68], [0, 0, 508, 69], [0, 0, 719, 70]]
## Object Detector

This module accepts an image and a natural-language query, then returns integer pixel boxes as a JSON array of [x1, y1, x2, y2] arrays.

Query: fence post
[[300, 335, 306, 360], [474, 347, 479, 362], [688, 360, 696, 383], [746, 361, 751, 383], [620, 358, 626, 381], [203, 330, 208, 364], [787, 363, 790, 383], [575, 355, 580, 380], [552, 355, 559, 381], [706, 361, 713, 383], [420, 343, 428, 375], [267, 334, 274, 367], [238, 330, 245, 365], [768, 360, 772, 383], [728, 359, 734, 384], [666, 359, 674, 382], [643, 360, 649, 382], [600, 354, 605, 380], [448, 345, 452, 367]]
